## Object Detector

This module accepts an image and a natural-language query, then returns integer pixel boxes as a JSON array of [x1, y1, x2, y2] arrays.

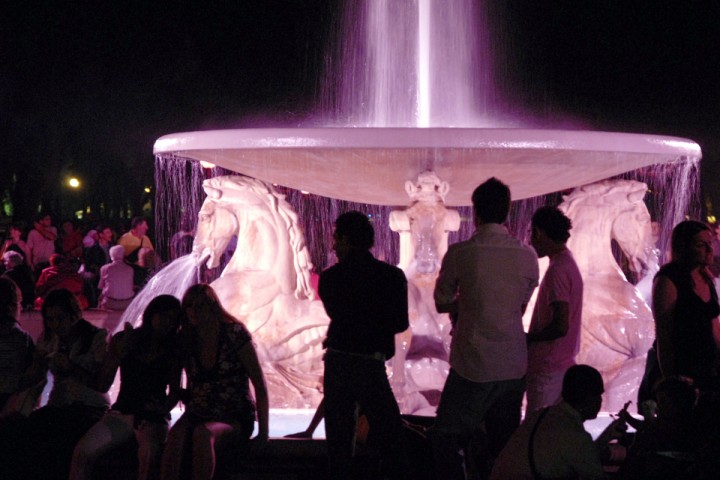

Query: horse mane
[[562, 179, 648, 212], [204, 175, 315, 300]]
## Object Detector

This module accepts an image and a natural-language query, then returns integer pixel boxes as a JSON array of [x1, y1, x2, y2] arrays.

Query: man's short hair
[[131, 216, 148, 229], [562, 364, 604, 404], [532, 206, 572, 243], [335, 211, 374, 250], [33, 212, 51, 223], [471, 177, 511, 224]]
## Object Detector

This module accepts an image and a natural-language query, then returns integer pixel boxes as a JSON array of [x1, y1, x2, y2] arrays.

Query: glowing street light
[[68, 177, 81, 188]]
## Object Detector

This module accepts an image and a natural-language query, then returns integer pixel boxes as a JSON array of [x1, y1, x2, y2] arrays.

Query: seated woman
[[2, 251, 35, 310], [70, 294, 183, 480], [160, 284, 269, 480], [0, 288, 109, 480]]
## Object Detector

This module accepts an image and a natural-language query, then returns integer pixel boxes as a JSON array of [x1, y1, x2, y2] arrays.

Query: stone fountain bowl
[[154, 127, 701, 205]]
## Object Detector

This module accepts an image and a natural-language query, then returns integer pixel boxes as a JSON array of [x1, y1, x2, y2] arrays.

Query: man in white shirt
[[432, 177, 539, 479], [526, 206, 584, 414], [26, 213, 57, 271]]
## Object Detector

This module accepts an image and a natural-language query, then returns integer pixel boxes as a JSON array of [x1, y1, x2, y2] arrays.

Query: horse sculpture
[[193, 175, 329, 408], [559, 179, 657, 411]]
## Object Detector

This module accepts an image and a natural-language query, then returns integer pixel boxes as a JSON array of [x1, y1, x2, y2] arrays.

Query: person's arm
[[240, 341, 269, 444], [285, 399, 325, 438], [163, 355, 184, 413], [93, 325, 132, 392], [434, 248, 458, 315], [20, 331, 57, 388], [527, 301, 569, 342], [652, 275, 678, 377], [52, 328, 109, 388]]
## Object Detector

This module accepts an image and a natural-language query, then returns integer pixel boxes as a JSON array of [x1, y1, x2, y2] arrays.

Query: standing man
[[526, 206, 584, 413], [26, 213, 57, 273], [432, 177, 539, 479], [118, 217, 154, 264], [319, 211, 409, 479]]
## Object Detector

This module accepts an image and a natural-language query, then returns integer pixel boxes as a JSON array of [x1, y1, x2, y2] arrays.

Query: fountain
[[144, 0, 701, 412]]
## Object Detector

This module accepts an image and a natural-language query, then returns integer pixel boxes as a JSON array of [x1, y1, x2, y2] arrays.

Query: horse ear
[[627, 189, 646, 203], [405, 180, 417, 196], [205, 187, 222, 199]]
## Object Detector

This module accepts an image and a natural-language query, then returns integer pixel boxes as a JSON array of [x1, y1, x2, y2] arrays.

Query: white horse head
[[193, 175, 315, 300], [561, 179, 654, 278]]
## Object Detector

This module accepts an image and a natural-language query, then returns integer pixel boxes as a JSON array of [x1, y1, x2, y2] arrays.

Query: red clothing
[[35, 265, 89, 309]]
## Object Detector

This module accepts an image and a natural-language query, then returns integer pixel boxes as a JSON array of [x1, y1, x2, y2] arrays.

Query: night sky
[[3, 0, 720, 225]]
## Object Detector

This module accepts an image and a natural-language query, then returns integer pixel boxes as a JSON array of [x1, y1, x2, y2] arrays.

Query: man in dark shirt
[[319, 210, 409, 479]]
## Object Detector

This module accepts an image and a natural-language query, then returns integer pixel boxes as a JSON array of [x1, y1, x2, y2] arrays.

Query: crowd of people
[[0, 177, 719, 479], [0, 214, 166, 312]]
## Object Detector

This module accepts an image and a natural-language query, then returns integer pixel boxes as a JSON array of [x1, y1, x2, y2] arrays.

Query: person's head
[[82, 229, 98, 248], [562, 364, 605, 420], [8, 222, 25, 241], [98, 225, 113, 244], [34, 212, 52, 226], [109, 245, 125, 262], [62, 220, 76, 234], [49, 253, 66, 268], [670, 220, 713, 268], [181, 283, 232, 328], [140, 294, 182, 340], [471, 177, 511, 225], [333, 211, 374, 261], [131, 217, 149, 236], [3, 250, 24, 270], [0, 277, 21, 322], [41, 288, 82, 337], [531, 206, 572, 257]]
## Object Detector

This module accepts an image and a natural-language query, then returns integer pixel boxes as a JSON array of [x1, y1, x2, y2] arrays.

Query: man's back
[[320, 250, 408, 358], [434, 223, 538, 382]]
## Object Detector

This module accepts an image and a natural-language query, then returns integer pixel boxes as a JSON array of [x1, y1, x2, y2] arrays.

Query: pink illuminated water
[[321, 0, 508, 127]]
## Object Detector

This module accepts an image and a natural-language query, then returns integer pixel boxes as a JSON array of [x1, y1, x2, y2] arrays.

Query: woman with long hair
[[653, 220, 720, 393], [70, 294, 183, 480], [160, 284, 269, 480]]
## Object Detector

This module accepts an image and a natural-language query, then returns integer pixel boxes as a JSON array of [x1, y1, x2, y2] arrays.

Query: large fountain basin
[[153, 127, 701, 206]]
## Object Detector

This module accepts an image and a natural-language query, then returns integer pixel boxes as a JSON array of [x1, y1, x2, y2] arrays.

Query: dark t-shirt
[[656, 263, 720, 386]]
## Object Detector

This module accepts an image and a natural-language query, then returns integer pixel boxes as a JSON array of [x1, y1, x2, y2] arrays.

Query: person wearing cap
[[490, 364, 627, 480]]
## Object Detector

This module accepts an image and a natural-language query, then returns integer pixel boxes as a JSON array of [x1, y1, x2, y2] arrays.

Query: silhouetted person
[[319, 211, 410, 479], [491, 365, 627, 480], [432, 177, 539, 479], [526, 206, 584, 413]]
